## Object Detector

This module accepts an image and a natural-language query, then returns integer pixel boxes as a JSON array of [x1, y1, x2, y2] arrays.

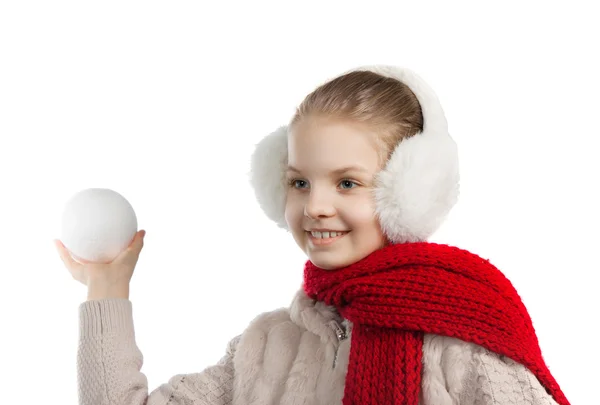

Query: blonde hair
[[289, 70, 424, 165]]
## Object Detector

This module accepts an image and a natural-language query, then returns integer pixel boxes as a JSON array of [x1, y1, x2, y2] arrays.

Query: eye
[[339, 179, 358, 189], [289, 179, 309, 189]]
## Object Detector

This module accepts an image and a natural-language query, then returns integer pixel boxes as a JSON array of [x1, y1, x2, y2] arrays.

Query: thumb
[[115, 230, 146, 263], [129, 230, 146, 253]]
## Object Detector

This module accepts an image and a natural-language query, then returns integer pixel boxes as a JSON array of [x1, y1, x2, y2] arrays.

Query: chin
[[305, 251, 354, 270], [308, 259, 343, 270]]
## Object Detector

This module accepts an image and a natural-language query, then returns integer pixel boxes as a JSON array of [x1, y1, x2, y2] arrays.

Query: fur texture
[[76, 294, 561, 404], [249, 65, 459, 242], [249, 125, 289, 229], [231, 289, 472, 405]]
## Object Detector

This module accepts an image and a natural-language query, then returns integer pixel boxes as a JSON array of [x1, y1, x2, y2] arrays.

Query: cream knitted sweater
[[77, 290, 560, 405]]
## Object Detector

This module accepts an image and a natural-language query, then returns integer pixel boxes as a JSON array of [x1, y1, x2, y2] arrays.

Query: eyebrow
[[286, 165, 370, 175]]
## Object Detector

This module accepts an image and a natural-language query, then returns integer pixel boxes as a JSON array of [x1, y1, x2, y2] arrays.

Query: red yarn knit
[[303, 242, 570, 405]]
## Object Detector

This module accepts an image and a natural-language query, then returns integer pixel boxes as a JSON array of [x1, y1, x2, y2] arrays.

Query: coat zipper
[[331, 320, 348, 369]]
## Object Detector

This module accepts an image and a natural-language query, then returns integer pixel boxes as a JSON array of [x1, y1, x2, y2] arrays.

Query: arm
[[459, 347, 559, 405], [78, 298, 239, 405]]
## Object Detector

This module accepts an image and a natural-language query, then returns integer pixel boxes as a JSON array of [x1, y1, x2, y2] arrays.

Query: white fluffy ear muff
[[249, 125, 289, 229], [249, 65, 459, 243]]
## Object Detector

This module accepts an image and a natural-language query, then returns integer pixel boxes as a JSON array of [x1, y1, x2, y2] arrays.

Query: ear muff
[[249, 125, 289, 230], [249, 66, 459, 243]]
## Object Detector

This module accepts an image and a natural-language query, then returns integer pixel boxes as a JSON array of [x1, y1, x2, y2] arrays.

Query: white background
[[1, 1, 597, 404]]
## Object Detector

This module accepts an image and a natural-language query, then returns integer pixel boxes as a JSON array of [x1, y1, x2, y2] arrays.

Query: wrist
[[87, 281, 130, 301]]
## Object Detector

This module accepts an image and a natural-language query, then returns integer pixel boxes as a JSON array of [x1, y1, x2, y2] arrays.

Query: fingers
[[54, 239, 83, 273], [55, 230, 145, 270], [115, 230, 146, 264], [128, 230, 145, 252]]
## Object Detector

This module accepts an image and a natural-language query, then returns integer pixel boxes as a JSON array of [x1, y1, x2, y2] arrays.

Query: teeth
[[310, 231, 344, 238]]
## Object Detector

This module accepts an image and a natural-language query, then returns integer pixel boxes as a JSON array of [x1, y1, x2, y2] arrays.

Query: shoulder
[[421, 334, 478, 404], [244, 307, 295, 333], [459, 343, 559, 405], [232, 306, 310, 371], [236, 306, 306, 349], [212, 307, 299, 367], [421, 335, 559, 405]]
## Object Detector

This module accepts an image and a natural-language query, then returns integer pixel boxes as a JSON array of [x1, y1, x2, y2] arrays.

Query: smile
[[307, 230, 349, 246]]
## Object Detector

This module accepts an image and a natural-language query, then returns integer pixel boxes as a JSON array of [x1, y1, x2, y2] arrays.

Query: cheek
[[284, 193, 302, 228], [345, 197, 387, 251], [344, 194, 378, 227]]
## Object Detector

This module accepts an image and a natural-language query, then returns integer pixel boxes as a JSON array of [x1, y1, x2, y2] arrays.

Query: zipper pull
[[331, 320, 347, 341], [331, 320, 347, 369]]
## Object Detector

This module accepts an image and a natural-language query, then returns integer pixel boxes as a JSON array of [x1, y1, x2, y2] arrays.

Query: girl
[[56, 65, 570, 405]]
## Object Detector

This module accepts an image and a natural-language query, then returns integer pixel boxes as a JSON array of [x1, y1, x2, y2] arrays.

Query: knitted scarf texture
[[303, 242, 570, 405]]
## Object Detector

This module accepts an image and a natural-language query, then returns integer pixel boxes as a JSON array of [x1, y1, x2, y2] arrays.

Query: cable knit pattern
[[77, 291, 565, 404], [460, 346, 560, 405], [157, 340, 238, 405], [78, 299, 238, 405]]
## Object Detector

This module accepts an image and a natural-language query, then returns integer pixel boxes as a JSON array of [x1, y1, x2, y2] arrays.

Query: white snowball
[[60, 188, 138, 264]]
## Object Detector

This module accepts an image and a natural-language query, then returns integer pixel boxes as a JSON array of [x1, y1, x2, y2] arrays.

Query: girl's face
[[285, 116, 388, 270]]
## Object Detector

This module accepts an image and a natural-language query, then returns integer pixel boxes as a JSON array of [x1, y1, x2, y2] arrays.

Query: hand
[[54, 230, 146, 290]]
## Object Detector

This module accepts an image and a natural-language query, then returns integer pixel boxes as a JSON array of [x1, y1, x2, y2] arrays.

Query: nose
[[304, 189, 336, 219]]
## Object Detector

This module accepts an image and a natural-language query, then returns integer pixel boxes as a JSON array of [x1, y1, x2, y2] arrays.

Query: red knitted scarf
[[303, 242, 570, 405]]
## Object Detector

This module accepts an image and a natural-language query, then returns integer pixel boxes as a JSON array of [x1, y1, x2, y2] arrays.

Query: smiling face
[[284, 116, 388, 270]]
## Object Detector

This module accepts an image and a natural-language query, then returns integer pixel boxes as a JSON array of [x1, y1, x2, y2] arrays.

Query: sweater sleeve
[[78, 298, 239, 405], [459, 346, 560, 405]]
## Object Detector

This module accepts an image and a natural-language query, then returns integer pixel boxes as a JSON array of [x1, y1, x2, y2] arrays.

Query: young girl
[[56, 65, 570, 405]]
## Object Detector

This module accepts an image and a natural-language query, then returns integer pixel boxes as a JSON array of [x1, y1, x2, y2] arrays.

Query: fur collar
[[289, 288, 353, 342]]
